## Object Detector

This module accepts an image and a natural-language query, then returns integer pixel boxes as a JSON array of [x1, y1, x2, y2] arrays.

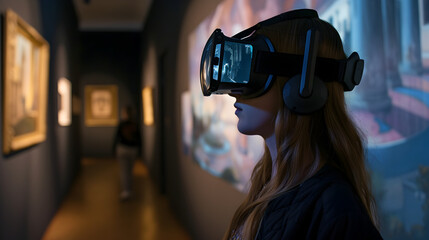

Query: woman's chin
[[237, 122, 256, 136], [236, 122, 247, 135]]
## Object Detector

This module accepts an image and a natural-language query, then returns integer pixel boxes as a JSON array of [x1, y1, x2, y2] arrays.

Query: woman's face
[[230, 84, 281, 139]]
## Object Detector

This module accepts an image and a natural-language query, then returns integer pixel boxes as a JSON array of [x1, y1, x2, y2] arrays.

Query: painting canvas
[[84, 85, 118, 126], [58, 77, 72, 126], [2, 9, 49, 154]]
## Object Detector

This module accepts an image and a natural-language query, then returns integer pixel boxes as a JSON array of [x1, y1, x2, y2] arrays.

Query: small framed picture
[[84, 85, 118, 126]]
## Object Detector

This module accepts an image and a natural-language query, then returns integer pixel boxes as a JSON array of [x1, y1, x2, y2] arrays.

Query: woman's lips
[[234, 103, 242, 110], [234, 103, 242, 115]]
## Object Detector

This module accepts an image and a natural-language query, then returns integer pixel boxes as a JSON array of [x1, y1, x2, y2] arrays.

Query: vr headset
[[200, 9, 364, 114]]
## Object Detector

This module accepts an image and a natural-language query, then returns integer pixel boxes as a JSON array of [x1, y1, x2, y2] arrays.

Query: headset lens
[[221, 41, 253, 84], [200, 29, 257, 96]]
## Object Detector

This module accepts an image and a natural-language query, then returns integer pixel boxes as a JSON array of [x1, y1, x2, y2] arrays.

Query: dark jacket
[[113, 120, 141, 154], [256, 164, 383, 240]]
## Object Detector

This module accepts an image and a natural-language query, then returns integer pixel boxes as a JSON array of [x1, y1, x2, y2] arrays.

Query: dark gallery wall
[[0, 0, 81, 239], [140, 0, 246, 239], [79, 32, 141, 158]]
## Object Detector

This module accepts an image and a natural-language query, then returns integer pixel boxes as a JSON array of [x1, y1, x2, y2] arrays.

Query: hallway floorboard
[[42, 158, 190, 240]]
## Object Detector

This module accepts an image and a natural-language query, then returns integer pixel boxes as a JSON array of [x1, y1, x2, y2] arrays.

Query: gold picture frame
[[84, 85, 118, 126], [2, 9, 50, 154]]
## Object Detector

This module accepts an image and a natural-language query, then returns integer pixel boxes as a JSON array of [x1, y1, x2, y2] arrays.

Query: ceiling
[[72, 0, 153, 31]]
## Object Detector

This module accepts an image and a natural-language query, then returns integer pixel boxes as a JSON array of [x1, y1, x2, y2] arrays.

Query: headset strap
[[254, 51, 347, 84]]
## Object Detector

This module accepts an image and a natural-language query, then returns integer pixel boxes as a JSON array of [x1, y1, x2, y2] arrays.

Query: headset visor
[[200, 12, 364, 99], [200, 29, 257, 96]]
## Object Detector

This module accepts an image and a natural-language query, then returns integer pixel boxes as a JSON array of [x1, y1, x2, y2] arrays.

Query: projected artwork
[[188, 0, 429, 239]]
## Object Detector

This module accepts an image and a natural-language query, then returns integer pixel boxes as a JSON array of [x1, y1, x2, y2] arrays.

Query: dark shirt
[[114, 120, 141, 148], [256, 164, 383, 240]]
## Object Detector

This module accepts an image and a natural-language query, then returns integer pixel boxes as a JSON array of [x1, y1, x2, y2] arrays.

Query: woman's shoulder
[[310, 166, 382, 239], [298, 164, 367, 218], [262, 165, 354, 229], [267, 164, 355, 211], [259, 165, 382, 239], [311, 164, 362, 208]]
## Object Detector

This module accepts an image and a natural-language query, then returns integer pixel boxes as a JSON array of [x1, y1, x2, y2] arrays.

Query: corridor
[[42, 158, 190, 240]]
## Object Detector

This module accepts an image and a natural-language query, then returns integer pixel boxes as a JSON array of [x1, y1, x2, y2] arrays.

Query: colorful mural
[[187, 0, 429, 238]]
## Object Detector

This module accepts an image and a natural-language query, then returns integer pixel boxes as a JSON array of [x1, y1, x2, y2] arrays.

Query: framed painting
[[58, 77, 71, 126], [84, 85, 118, 126], [142, 87, 154, 126], [2, 9, 50, 154]]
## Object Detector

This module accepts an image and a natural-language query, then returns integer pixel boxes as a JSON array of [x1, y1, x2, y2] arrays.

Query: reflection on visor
[[213, 44, 221, 80], [221, 41, 253, 84], [201, 37, 214, 94]]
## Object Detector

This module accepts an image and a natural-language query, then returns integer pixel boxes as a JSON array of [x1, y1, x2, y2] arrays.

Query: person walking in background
[[113, 105, 141, 201]]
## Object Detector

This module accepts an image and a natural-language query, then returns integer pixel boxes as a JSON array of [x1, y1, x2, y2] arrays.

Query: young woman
[[113, 105, 141, 201], [200, 9, 382, 240]]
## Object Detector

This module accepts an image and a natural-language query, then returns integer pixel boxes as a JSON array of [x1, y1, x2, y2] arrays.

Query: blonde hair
[[224, 17, 378, 240]]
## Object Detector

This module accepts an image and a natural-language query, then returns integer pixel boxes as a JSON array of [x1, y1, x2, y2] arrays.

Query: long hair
[[223, 17, 378, 240]]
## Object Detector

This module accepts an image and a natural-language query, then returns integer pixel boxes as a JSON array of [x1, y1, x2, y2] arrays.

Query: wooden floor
[[42, 158, 191, 240]]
